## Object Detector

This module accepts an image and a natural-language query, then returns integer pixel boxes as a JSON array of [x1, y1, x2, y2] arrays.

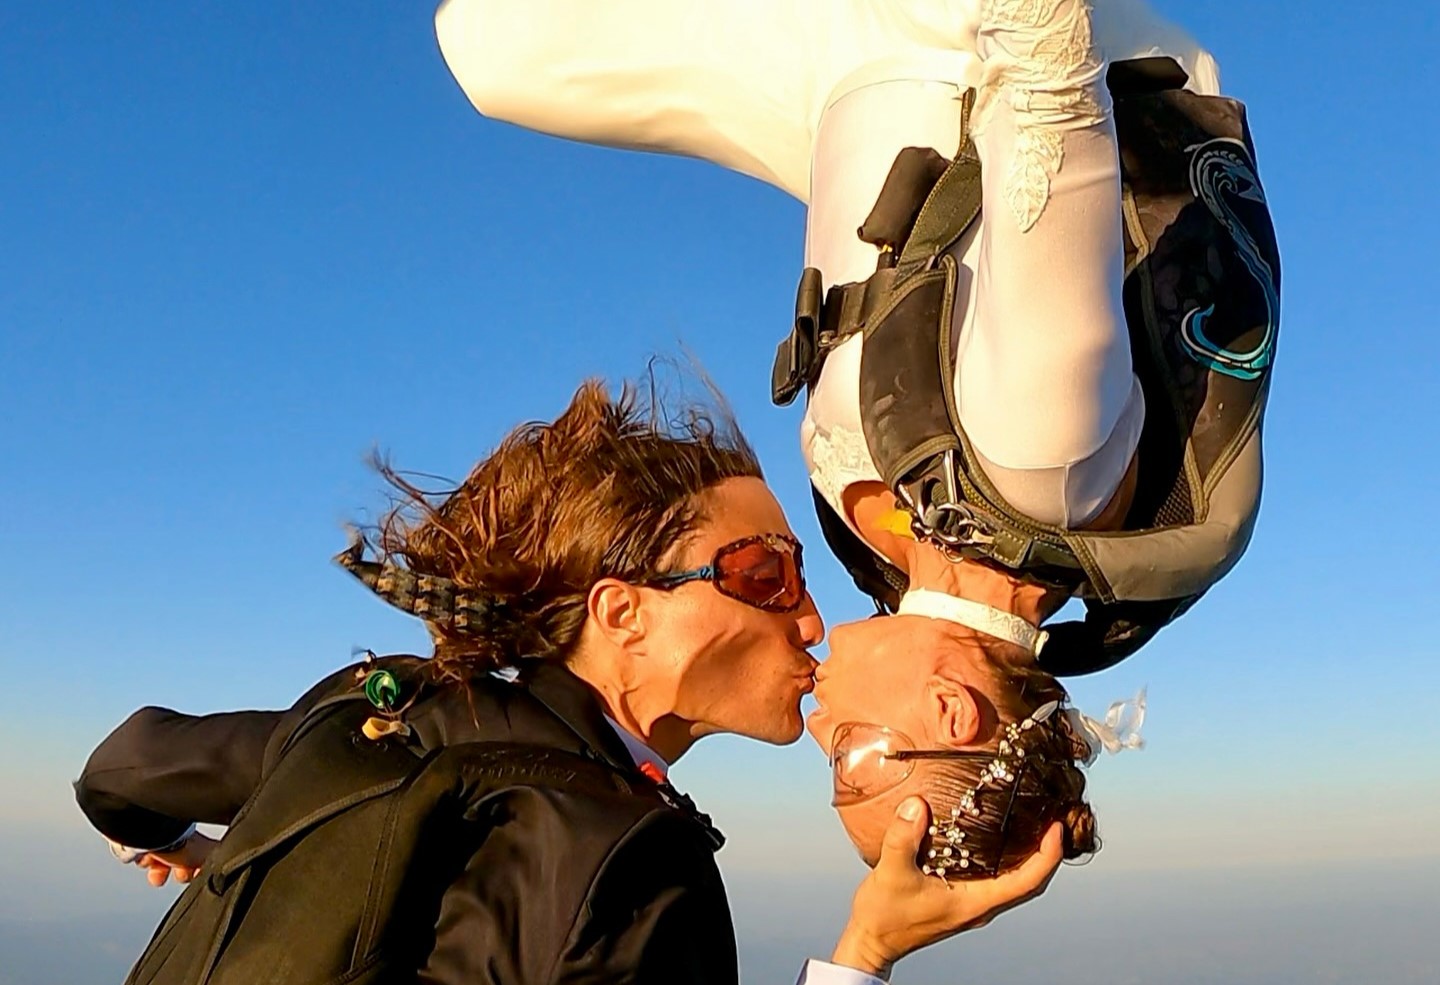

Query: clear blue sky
[[2, 2, 1438, 982]]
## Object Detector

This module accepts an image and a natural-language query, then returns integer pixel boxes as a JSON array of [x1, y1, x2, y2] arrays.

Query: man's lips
[[797, 656, 820, 693]]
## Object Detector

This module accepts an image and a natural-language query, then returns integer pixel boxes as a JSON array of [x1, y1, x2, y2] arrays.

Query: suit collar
[[516, 659, 637, 772], [603, 714, 669, 778], [515, 659, 725, 851]]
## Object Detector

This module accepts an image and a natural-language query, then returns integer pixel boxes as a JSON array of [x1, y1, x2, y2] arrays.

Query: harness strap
[[897, 89, 981, 277], [772, 96, 976, 409], [897, 156, 982, 276], [823, 271, 897, 342], [772, 267, 898, 405]]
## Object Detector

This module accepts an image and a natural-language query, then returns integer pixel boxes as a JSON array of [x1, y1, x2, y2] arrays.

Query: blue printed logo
[[1179, 138, 1279, 381]]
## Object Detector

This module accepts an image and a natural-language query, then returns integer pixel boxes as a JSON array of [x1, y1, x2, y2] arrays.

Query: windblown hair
[[370, 376, 762, 680], [921, 647, 1099, 876]]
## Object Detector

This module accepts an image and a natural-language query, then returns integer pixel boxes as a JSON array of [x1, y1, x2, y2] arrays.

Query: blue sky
[[2, 2, 1438, 982]]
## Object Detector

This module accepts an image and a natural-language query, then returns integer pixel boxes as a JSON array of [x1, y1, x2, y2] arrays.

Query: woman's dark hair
[[369, 375, 762, 680], [920, 647, 1099, 876]]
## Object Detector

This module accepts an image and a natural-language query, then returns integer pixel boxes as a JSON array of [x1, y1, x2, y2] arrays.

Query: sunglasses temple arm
[[990, 760, 1028, 876], [648, 566, 716, 588]]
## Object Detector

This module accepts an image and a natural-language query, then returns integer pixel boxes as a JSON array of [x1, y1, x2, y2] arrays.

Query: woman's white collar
[[896, 588, 1049, 657]]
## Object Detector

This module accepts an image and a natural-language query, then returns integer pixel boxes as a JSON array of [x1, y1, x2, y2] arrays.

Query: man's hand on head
[[832, 797, 1063, 978]]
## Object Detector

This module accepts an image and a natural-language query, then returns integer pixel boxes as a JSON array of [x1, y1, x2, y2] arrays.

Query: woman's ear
[[925, 675, 982, 745], [587, 578, 645, 650]]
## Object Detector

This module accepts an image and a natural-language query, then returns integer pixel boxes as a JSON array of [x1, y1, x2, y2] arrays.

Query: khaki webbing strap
[[823, 268, 898, 342], [897, 90, 982, 278], [897, 152, 982, 276]]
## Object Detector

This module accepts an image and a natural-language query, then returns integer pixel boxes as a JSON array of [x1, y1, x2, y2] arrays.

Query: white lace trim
[[806, 424, 880, 517], [974, 0, 1105, 231], [898, 589, 1050, 656]]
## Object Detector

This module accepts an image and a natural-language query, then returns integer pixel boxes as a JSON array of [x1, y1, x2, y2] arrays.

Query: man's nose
[[793, 591, 825, 647]]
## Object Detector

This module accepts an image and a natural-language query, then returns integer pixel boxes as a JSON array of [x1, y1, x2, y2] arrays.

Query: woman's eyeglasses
[[829, 722, 990, 807], [644, 533, 806, 613]]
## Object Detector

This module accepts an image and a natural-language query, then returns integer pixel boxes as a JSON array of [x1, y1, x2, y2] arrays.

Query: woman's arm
[[556, 812, 737, 984]]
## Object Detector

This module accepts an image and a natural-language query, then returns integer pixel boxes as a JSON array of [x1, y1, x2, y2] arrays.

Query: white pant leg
[[956, 0, 1142, 527], [804, 1, 1140, 530], [805, 80, 968, 286]]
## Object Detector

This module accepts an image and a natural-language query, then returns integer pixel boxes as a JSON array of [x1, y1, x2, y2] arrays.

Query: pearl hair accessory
[[919, 690, 1146, 879], [921, 700, 1059, 878]]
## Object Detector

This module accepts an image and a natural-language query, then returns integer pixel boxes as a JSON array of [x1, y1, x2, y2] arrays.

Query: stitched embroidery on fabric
[[976, 0, 1105, 231], [807, 425, 879, 517]]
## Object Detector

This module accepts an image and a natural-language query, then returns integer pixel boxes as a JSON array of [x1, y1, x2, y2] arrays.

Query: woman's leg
[[956, 0, 1142, 528], [804, 0, 1140, 530]]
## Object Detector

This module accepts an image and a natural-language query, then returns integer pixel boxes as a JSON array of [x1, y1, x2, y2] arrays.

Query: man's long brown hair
[[370, 376, 762, 679]]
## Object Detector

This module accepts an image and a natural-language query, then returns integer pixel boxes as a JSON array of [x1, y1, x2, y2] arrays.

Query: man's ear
[[925, 674, 982, 745], [587, 578, 646, 650]]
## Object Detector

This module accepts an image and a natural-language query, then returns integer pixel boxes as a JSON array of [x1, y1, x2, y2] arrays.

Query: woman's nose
[[793, 591, 826, 647]]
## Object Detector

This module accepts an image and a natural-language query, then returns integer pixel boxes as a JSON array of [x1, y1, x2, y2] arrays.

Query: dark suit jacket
[[75, 658, 739, 985]]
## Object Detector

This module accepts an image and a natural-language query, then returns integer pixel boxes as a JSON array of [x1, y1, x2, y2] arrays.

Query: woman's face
[[641, 477, 825, 745], [808, 616, 991, 864]]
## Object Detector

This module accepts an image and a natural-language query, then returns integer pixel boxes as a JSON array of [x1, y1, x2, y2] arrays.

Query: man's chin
[[767, 715, 808, 747], [727, 708, 809, 747]]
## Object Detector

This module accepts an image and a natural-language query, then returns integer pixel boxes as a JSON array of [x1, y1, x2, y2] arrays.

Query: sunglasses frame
[[829, 722, 995, 807], [643, 533, 806, 613]]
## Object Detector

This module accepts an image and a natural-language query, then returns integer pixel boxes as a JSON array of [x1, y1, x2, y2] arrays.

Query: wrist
[[146, 823, 199, 856], [106, 822, 197, 864], [831, 924, 894, 981]]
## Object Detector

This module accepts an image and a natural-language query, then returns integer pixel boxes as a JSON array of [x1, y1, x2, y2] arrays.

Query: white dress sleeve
[[434, 0, 1218, 202], [433, 0, 987, 203], [434, 0, 830, 199]]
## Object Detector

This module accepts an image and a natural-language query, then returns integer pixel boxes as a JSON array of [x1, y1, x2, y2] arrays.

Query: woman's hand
[[833, 797, 1063, 978], [136, 832, 219, 888]]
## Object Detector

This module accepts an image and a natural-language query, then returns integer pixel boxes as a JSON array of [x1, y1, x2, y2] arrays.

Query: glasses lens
[[830, 723, 916, 807], [715, 537, 804, 611]]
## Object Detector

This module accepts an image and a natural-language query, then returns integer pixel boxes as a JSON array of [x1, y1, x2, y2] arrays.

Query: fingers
[[874, 797, 930, 880], [139, 854, 201, 888]]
